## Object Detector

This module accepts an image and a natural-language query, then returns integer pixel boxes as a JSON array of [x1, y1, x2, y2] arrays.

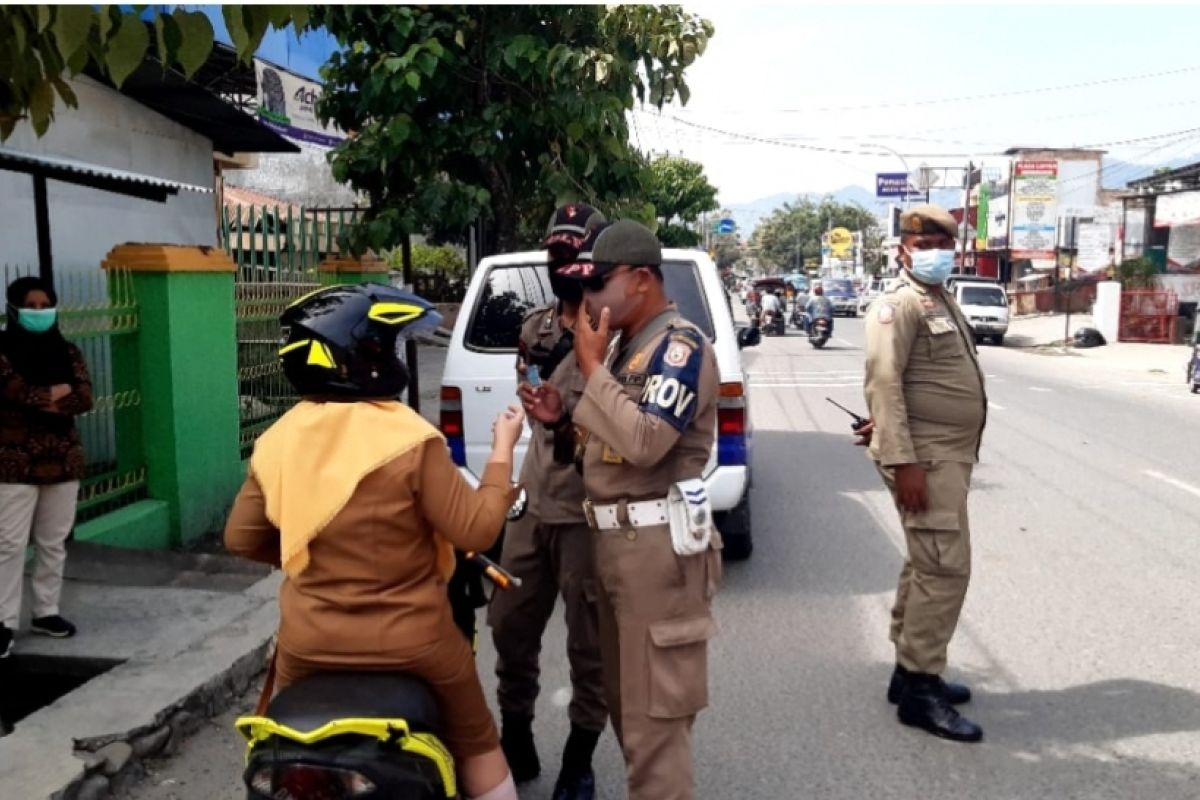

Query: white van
[[440, 249, 756, 558], [949, 278, 1009, 345]]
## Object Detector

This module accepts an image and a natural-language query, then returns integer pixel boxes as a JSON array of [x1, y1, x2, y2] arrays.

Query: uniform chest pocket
[[924, 317, 962, 359]]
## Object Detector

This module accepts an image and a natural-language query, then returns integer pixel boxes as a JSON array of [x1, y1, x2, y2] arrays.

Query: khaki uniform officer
[[490, 204, 608, 800], [863, 203, 988, 743], [527, 220, 722, 800]]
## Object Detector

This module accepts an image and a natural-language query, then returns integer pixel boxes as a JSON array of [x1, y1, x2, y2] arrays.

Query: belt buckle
[[582, 499, 598, 530]]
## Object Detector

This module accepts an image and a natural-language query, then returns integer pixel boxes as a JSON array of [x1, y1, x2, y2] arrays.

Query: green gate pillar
[[319, 254, 391, 286], [102, 245, 244, 546]]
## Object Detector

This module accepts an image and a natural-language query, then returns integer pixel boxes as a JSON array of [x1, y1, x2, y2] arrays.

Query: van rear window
[[961, 286, 1006, 307], [466, 260, 716, 352]]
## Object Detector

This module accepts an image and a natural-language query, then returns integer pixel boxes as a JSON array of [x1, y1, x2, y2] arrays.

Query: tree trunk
[[483, 163, 518, 255]]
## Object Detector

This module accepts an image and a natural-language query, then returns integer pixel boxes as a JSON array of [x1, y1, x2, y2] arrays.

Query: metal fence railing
[[220, 206, 360, 458], [1, 265, 145, 522], [1120, 289, 1178, 343]]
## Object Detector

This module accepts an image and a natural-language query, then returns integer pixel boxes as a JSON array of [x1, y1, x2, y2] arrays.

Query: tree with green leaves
[[644, 155, 718, 247], [750, 196, 882, 273], [0, 5, 308, 140], [313, 5, 714, 255]]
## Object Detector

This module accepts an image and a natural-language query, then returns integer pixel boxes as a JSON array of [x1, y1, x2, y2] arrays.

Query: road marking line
[[1143, 470, 1200, 500], [988, 402, 1006, 410], [1029, 387, 1053, 392]]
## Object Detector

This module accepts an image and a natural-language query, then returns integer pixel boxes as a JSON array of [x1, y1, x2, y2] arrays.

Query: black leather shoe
[[500, 713, 540, 783], [897, 673, 983, 743], [888, 664, 971, 705], [552, 767, 596, 800]]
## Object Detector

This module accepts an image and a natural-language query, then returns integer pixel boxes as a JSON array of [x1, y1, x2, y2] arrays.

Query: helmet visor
[[392, 309, 443, 365]]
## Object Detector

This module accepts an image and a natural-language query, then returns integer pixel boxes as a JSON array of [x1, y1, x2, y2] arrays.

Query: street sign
[[876, 173, 910, 198], [717, 218, 736, 234]]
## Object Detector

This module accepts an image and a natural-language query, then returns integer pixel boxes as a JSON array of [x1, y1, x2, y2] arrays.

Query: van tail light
[[717, 382, 747, 466], [439, 386, 467, 466]]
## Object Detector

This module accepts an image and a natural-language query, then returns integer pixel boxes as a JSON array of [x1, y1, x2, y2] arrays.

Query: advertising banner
[[1153, 190, 1200, 227], [1075, 223, 1114, 272], [986, 194, 1009, 249], [975, 183, 989, 250], [1123, 207, 1147, 257], [1011, 161, 1058, 259], [1167, 223, 1200, 272], [255, 59, 344, 148]]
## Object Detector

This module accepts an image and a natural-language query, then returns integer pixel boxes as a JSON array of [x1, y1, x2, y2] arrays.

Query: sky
[[633, 2, 1200, 206]]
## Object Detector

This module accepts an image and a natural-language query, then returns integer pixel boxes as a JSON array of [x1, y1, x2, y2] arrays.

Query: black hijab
[[3, 277, 75, 385]]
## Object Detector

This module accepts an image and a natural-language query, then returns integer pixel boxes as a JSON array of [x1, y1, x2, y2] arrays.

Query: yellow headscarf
[[249, 400, 454, 579]]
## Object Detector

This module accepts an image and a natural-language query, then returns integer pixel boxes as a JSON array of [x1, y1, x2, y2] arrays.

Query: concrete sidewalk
[[0, 342, 453, 799], [1005, 313, 1191, 378]]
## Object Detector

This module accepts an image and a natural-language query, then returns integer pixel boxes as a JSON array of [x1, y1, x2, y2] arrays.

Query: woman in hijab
[[0, 276, 93, 659]]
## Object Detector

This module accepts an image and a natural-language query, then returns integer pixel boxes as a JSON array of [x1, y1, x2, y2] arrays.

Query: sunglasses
[[580, 265, 634, 293]]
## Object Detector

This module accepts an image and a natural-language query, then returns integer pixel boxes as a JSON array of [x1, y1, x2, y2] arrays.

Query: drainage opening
[[0, 654, 123, 735]]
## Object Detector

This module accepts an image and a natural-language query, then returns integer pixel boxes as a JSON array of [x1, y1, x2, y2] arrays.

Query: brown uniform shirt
[[864, 271, 988, 467], [517, 305, 587, 523], [225, 439, 514, 660], [573, 308, 718, 503]]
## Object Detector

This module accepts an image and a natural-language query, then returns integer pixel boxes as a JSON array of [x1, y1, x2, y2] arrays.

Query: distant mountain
[[1099, 152, 1200, 189]]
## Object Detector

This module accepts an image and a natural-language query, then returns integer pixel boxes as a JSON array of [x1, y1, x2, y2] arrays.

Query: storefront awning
[[0, 148, 212, 202]]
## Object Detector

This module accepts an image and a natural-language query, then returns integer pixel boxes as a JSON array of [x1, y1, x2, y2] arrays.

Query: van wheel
[[716, 495, 753, 561], [992, 334, 1005, 345]]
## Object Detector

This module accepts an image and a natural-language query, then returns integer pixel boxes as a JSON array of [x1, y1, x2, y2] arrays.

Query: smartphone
[[526, 364, 541, 387]]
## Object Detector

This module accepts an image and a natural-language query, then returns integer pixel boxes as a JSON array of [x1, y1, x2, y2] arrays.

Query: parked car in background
[[823, 277, 859, 317], [443, 248, 758, 559], [947, 277, 1009, 344]]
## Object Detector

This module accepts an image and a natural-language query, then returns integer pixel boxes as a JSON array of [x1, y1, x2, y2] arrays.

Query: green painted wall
[[132, 272, 243, 545], [74, 500, 171, 550]]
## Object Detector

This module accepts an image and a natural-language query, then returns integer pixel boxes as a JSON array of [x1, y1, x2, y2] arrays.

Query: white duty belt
[[582, 498, 669, 531]]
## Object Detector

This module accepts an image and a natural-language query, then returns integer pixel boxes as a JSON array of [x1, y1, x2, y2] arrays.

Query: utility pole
[[959, 160, 973, 275]]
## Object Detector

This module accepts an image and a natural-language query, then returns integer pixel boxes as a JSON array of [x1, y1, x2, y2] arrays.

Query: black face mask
[[549, 272, 584, 304]]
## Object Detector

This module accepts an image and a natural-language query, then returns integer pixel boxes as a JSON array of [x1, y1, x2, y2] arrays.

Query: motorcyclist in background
[[804, 284, 835, 335]]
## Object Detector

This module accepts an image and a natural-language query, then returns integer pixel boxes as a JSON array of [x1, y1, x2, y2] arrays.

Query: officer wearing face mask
[[491, 203, 609, 800], [861, 204, 988, 743]]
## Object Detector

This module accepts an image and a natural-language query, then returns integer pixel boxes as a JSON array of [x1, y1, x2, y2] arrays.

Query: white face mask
[[906, 248, 955, 284]]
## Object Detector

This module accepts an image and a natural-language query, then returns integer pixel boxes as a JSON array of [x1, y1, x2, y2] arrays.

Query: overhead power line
[[640, 111, 1200, 160], [670, 64, 1200, 114]]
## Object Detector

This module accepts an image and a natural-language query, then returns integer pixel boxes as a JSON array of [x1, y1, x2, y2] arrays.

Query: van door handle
[[475, 386, 492, 393]]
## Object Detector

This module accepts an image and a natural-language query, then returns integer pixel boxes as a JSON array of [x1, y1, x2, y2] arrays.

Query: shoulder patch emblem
[[664, 341, 693, 368], [626, 350, 649, 372], [877, 303, 896, 324]]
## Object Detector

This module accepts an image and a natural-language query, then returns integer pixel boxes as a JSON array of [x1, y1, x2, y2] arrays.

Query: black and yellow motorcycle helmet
[[279, 283, 441, 398]]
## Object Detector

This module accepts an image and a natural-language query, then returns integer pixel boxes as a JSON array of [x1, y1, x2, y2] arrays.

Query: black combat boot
[[897, 672, 983, 743], [500, 712, 540, 783], [552, 725, 601, 800], [887, 663, 972, 705]]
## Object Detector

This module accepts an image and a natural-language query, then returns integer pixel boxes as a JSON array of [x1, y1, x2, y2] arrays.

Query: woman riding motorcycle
[[225, 283, 523, 800]]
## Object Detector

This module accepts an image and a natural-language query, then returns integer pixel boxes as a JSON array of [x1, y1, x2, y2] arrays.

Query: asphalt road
[[122, 318, 1200, 800]]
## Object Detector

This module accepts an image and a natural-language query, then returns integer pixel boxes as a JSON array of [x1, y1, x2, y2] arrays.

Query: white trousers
[[0, 482, 79, 628]]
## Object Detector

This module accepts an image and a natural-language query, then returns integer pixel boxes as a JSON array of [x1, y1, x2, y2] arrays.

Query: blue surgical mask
[[907, 248, 955, 285], [17, 308, 57, 334]]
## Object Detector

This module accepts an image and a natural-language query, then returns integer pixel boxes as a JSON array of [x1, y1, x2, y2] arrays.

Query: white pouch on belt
[[666, 479, 714, 556]]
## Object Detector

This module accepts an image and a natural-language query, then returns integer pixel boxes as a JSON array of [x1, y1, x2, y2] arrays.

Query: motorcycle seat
[[266, 671, 443, 734]]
